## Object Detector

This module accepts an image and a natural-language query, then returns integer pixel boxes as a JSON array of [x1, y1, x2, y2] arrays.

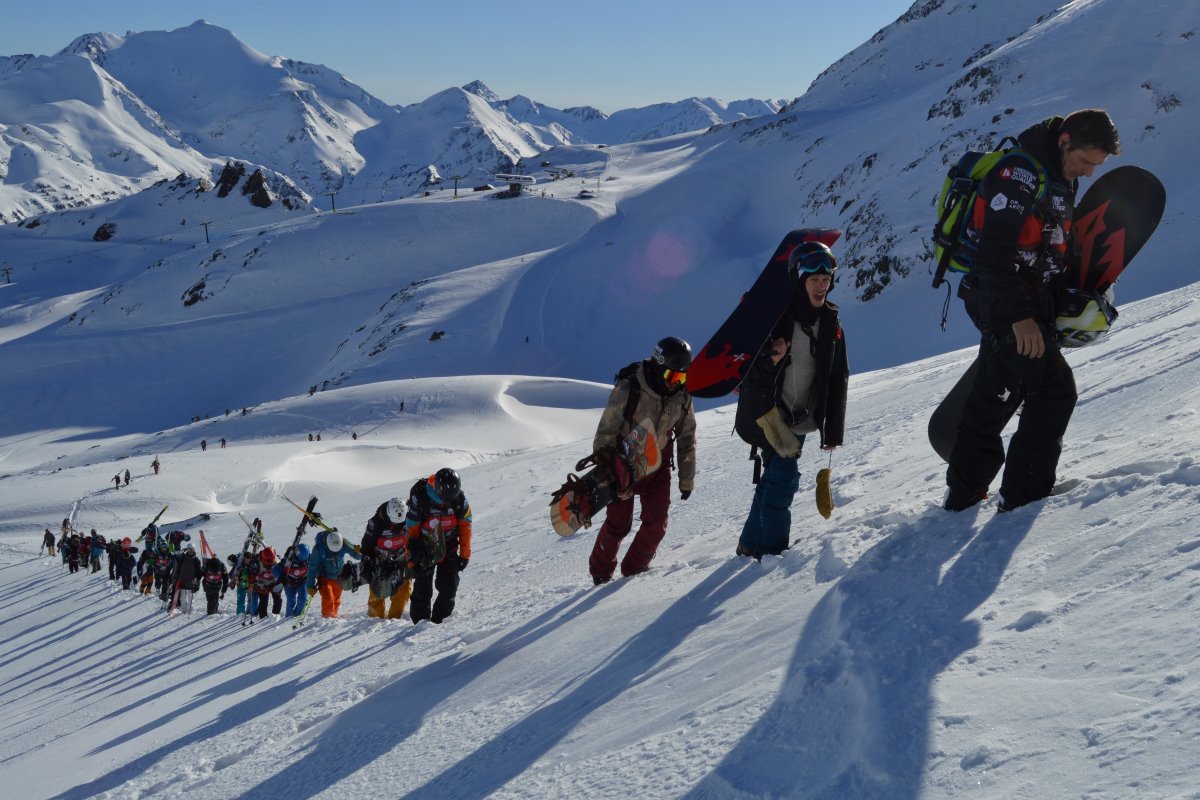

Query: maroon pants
[[589, 464, 672, 580]]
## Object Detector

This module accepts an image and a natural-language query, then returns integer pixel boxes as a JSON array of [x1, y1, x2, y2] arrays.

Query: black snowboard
[[688, 227, 842, 399], [929, 165, 1165, 462]]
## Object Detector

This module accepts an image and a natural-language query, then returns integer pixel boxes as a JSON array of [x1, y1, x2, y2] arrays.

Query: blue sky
[[1, 0, 913, 112]]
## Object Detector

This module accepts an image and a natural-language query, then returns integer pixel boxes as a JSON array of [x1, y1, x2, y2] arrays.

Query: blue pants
[[284, 585, 306, 617], [235, 585, 249, 614], [738, 444, 802, 558]]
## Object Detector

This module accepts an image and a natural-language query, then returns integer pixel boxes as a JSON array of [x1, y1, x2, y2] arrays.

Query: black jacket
[[970, 117, 1077, 333], [735, 302, 849, 455]]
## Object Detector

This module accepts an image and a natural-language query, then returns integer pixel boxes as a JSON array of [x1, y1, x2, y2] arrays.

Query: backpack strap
[[614, 362, 642, 424]]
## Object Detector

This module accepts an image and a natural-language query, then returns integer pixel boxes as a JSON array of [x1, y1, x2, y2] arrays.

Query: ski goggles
[[663, 368, 687, 387], [793, 249, 836, 275]]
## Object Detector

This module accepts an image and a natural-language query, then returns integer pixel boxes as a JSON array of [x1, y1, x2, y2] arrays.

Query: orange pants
[[139, 574, 155, 594], [367, 580, 412, 619], [318, 577, 342, 618]]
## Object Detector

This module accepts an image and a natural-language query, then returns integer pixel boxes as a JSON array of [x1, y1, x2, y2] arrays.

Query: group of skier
[[45, 466, 474, 627], [580, 107, 1122, 577]]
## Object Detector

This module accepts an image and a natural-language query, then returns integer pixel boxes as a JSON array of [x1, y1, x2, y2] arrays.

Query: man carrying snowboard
[[588, 337, 697, 585], [734, 242, 848, 558], [945, 109, 1120, 512]]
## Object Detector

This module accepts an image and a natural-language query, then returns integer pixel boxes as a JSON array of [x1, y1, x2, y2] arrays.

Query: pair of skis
[[280, 495, 327, 630], [239, 496, 319, 626]]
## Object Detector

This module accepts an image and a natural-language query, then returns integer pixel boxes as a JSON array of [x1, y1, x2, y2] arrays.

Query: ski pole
[[293, 588, 318, 630]]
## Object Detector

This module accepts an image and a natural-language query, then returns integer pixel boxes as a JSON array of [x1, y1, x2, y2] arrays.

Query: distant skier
[[201, 555, 229, 614], [153, 541, 175, 599], [105, 536, 121, 580], [587, 338, 696, 585], [405, 468, 472, 624], [247, 547, 277, 619], [200, 439, 207, 452], [361, 499, 413, 620], [151, 457, 161, 475], [88, 530, 105, 573], [65, 533, 82, 573], [219, 437, 226, 449], [169, 545, 203, 614], [305, 530, 361, 619], [165, 530, 190, 552], [734, 242, 848, 559], [113, 474, 121, 490], [42, 529, 56, 557], [115, 540, 139, 590], [123, 469, 131, 486], [280, 544, 311, 617], [137, 547, 156, 593]]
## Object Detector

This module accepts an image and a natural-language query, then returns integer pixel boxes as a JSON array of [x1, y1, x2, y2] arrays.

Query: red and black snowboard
[[687, 227, 842, 399], [929, 165, 1165, 462]]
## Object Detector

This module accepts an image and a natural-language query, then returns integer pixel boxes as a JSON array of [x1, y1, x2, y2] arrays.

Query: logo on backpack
[[931, 139, 1048, 289]]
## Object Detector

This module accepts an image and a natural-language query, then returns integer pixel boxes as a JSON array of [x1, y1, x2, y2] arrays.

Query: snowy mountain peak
[[462, 80, 502, 103]]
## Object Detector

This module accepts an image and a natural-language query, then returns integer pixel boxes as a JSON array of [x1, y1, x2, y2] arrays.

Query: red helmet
[[122, 537, 132, 546], [259, 547, 276, 567]]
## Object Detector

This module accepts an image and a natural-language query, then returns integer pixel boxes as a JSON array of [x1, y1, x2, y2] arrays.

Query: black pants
[[205, 587, 222, 614], [120, 573, 133, 590], [410, 561, 461, 624], [947, 332, 1077, 509]]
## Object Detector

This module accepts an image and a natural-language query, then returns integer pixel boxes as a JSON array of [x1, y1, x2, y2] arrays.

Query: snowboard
[[929, 165, 1165, 462], [687, 227, 843, 399], [550, 419, 661, 537]]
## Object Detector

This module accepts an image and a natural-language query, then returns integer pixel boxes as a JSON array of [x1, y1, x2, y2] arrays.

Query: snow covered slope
[[1, 281, 1198, 799]]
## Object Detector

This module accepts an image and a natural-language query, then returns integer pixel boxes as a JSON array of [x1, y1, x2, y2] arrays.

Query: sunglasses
[[663, 368, 687, 386]]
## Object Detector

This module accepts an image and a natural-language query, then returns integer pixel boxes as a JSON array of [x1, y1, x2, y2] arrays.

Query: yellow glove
[[816, 468, 834, 519], [307, 586, 317, 597], [756, 408, 800, 458]]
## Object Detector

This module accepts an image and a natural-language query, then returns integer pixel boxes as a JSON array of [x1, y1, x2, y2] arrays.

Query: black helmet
[[650, 337, 692, 372], [434, 467, 461, 500], [788, 241, 837, 282]]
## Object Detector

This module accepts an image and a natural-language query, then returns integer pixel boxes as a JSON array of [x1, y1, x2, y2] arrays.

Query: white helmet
[[386, 497, 404, 523], [325, 531, 343, 552]]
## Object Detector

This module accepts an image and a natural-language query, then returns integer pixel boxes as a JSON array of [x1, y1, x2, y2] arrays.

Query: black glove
[[220, 592, 226, 599], [457, 556, 469, 571], [680, 490, 691, 501]]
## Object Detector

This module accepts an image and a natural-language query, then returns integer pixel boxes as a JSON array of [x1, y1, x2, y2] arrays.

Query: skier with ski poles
[[733, 242, 848, 559], [361, 498, 413, 620], [406, 468, 472, 624]]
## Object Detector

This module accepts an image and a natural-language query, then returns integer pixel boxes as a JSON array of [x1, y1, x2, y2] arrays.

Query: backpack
[[338, 561, 361, 592], [931, 138, 1048, 290]]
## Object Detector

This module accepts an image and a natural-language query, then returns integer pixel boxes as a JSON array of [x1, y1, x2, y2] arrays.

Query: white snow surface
[[2, 282, 1200, 799]]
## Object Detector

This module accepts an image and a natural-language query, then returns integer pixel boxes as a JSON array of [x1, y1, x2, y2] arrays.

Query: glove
[[815, 467, 835, 519], [307, 586, 317, 597], [220, 592, 226, 599], [457, 557, 469, 571], [680, 490, 691, 501], [756, 407, 801, 458], [353, 544, 362, 553]]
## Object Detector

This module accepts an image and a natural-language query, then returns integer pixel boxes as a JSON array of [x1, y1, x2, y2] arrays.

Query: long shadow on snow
[[53, 631, 386, 800], [235, 585, 613, 800], [684, 508, 1037, 800], [396, 560, 758, 800]]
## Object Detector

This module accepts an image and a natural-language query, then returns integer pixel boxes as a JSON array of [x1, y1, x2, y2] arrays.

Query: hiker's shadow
[[392, 560, 758, 800], [686, 508, 1037, 800]]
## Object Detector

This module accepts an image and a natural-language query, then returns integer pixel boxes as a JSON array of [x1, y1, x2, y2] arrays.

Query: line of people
[[45, 467, 474, 625]]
